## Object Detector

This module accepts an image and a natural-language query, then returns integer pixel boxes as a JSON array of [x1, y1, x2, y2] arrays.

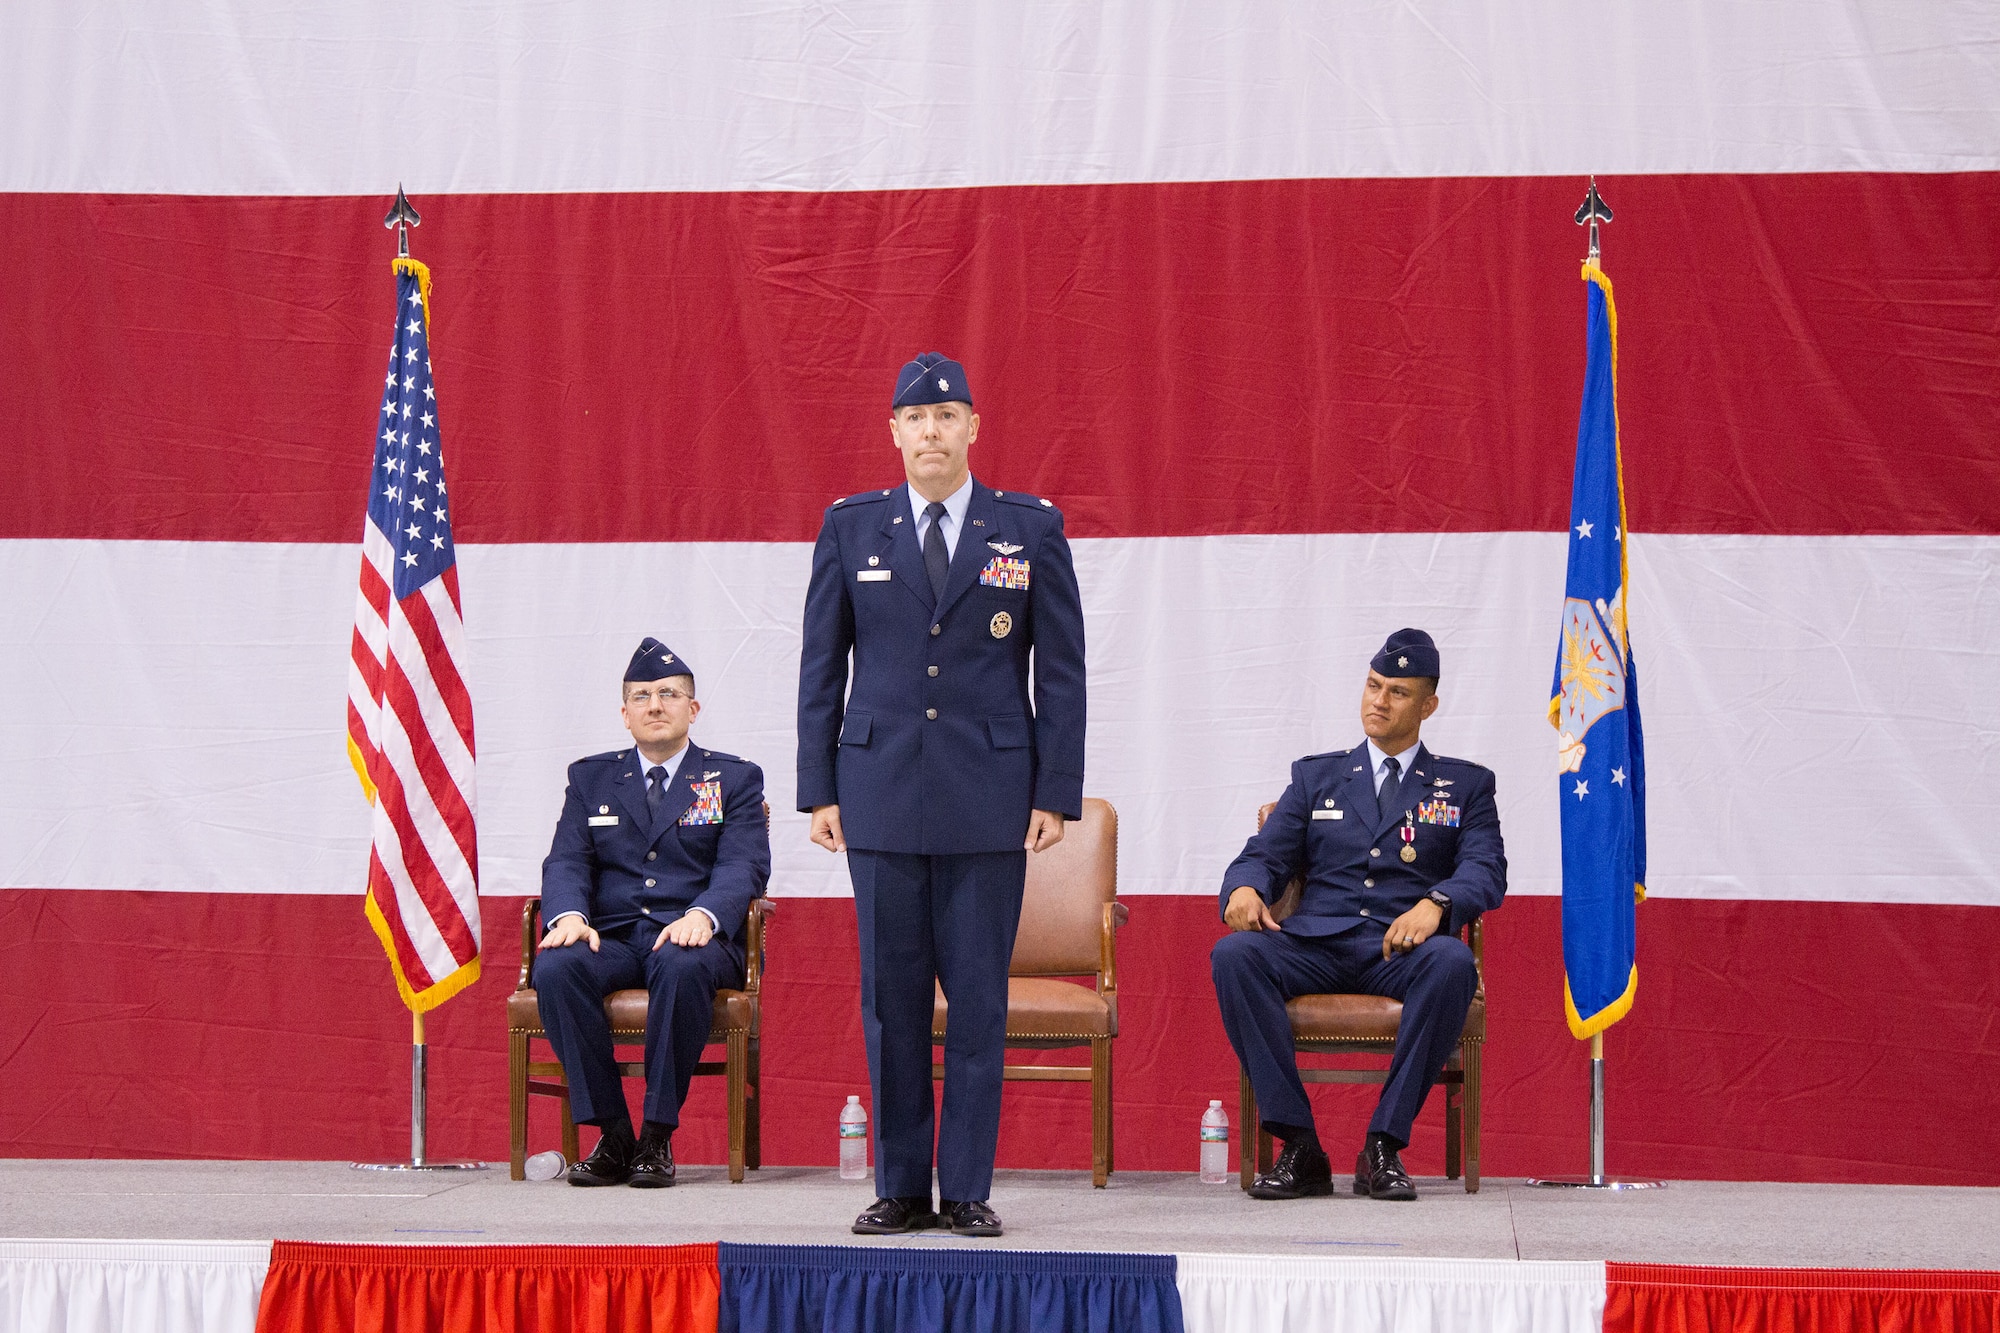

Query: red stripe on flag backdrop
[[4, 172, 1998, 544], [3, 889, 1997, 1185]]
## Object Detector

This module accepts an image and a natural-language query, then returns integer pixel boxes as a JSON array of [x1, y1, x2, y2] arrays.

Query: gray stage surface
[[3, 1162, 1997, 1270]]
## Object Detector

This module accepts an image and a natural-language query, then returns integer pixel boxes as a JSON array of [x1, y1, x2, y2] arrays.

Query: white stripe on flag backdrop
[[4, 0, 1997, 192], [3, 534, 1995, 904]]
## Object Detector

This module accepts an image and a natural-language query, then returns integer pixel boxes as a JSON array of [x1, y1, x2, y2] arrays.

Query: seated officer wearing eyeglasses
[[1212, 629, 1506, 1202], [534, 637, 770, 1187]]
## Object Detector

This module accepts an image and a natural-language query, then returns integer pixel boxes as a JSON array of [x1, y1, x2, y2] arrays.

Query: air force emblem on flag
[[1555, 592, 1627, 773]]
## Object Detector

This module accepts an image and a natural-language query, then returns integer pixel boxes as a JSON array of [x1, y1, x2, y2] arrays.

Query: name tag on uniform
[[587, 815, 619, 827], [856, 570, 892, 582], [1311, 808, 1344, 820]]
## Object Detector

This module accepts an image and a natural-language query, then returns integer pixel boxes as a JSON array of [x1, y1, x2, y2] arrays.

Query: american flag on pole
[[346, 257, 482, 1010]]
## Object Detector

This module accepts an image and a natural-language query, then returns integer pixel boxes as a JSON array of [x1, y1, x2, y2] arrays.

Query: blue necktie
[[647, 765, 666, 816], [1379, 755, 1403, 815], [922, 501, 950, 600]]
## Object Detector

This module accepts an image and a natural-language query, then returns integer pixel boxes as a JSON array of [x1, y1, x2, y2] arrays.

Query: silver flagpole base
[[351, 1022, 489, 1171], [1527, 1041, 1662, 1189]]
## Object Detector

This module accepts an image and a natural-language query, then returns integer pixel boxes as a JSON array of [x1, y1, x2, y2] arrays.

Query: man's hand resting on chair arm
[[1224, 886, 1283, 933]]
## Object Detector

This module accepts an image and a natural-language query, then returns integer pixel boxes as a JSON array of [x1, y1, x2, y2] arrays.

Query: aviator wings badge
[[987, 540, 1024, 555]]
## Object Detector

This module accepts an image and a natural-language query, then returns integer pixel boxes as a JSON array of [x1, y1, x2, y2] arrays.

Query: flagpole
[[1529, 1028, 1658, 1189], [353, 186, 486, 1175], [1528, 179, 1661, 1193], [1589, 1032, 1605, 1183], [411, 1011, 428, 1167]]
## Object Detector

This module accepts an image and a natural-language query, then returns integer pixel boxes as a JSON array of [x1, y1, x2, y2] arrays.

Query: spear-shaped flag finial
[[1575, 178, 1612, 265], [384, 186, 422, 259]]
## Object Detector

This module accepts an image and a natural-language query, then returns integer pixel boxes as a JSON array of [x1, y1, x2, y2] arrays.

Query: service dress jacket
[[1221, 743, 1507, 938], [540, 745, 770, 942], [796, 480, 1087, 854]]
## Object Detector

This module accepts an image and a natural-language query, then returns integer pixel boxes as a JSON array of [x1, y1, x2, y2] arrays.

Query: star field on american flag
[[370, 280, 456, 599]]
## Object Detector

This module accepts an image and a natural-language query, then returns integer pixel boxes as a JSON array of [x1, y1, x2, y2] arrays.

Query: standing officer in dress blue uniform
[[797, 353, 1087, 1238], [1213, 629, 1506, 1202], [535, 638, 770, 1187]]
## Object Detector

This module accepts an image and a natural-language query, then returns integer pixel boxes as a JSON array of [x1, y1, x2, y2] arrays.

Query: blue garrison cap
[[892, 352, 974, 410], [1371, 628, 1440, 680], [624, 637, 692, 684]]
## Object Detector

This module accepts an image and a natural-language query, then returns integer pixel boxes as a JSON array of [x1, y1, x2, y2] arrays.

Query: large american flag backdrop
[[4, 2, 1996, 1182]]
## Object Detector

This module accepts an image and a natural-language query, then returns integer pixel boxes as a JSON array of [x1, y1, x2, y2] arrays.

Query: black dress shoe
[[628, 1135, 676, 1188], [1249, 1137, 1334, 1200], [940, 1199, 1004, 1237], [1354, 1138, 1418, 1201], [566, 1131, 635, 1187], [852, 1196, 939, 1235]]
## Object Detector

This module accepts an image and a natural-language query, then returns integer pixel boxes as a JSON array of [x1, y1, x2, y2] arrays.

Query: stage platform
[[4, 1159, 1997, 1269]]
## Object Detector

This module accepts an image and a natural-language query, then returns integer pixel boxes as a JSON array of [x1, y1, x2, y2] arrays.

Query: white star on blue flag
[[367, 273, 457, 599]]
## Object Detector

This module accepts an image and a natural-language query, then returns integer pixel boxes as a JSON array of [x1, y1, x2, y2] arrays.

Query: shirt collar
[[1365, 737, 1421, 781], [908, 474, 974, 533], [636, 740, 689, 785]]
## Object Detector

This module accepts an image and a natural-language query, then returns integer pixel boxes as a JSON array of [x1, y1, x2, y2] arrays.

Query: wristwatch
[[1426, 889, 1452, 920]]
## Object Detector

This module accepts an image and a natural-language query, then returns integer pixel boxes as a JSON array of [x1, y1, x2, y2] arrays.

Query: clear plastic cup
[[524, 1150, 568, 1182]]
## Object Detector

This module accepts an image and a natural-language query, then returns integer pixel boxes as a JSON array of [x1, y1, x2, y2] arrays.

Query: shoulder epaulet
[[1301, 747, 1354, 763], [1424, 752, 1490, 774], [577, 748, 629, 765], [695, 748, 744, 764], [829, 488, 896, 511], [991, 488, 1061, 516]]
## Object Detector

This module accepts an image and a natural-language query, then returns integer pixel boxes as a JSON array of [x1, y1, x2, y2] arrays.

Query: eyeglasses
[[625, 688, 692, 707]]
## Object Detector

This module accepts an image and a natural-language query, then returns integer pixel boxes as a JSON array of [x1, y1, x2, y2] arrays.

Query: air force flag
[[1551, 262, 1647, 1040]]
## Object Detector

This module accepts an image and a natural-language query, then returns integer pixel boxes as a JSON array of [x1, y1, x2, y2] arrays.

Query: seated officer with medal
[[535, 638, 770, 1187], [1212, 629, 1506, 1202]]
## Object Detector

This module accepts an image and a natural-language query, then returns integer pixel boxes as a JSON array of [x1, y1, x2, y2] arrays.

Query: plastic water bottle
[[1199, 1100, 1230, 1183], [839, 1096, 869, 1180], [523, 1150, 567, 1182]]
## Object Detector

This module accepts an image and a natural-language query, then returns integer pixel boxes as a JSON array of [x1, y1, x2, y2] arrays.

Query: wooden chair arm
[[1098, 900, 1127, 994], [739, 800, 774, 993], [518, 898, 543, 991], [743, 898, 774, 995]]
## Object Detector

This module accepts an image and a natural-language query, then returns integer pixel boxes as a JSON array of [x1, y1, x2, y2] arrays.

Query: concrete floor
[[3, 1161, 1997, 1270]]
